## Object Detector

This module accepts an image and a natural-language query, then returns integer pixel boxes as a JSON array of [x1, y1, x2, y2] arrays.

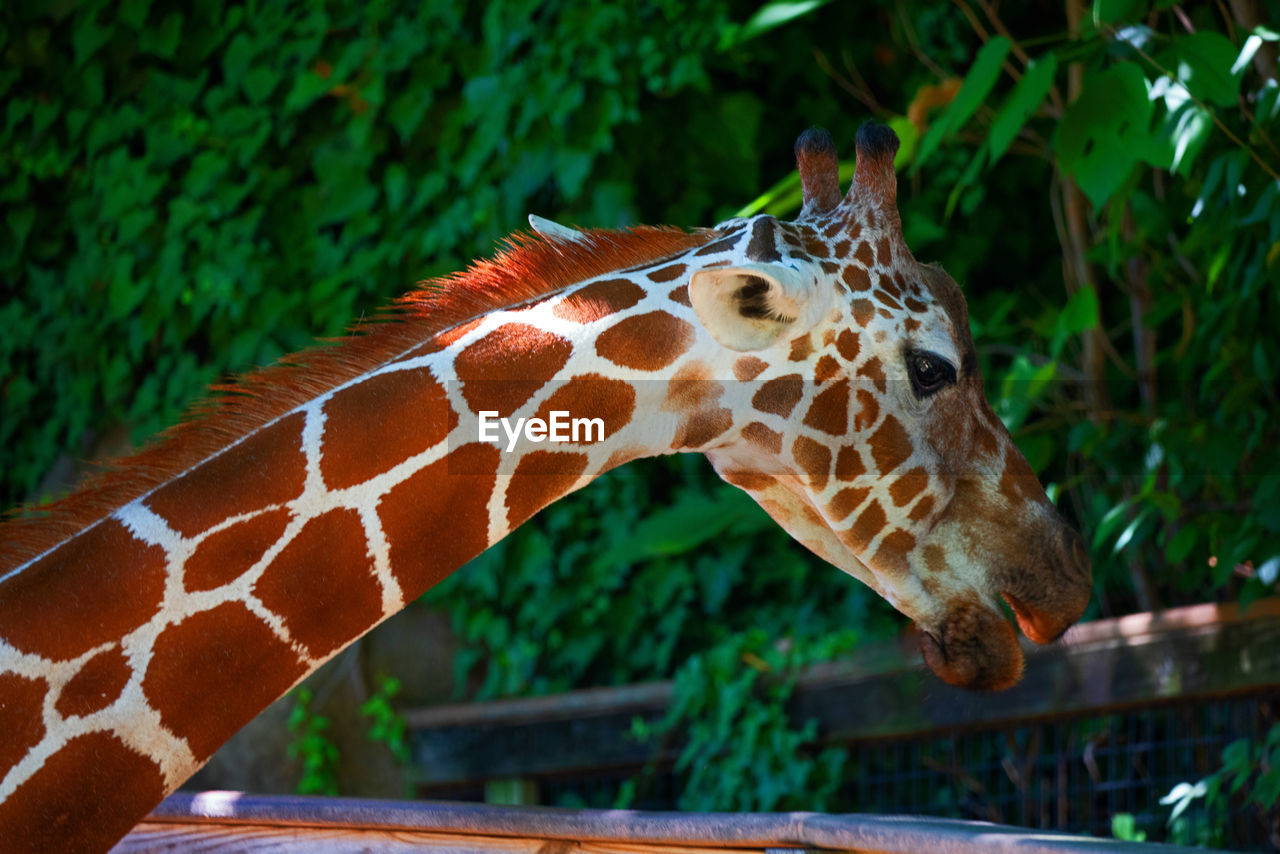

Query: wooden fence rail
[[118, 792, 1211, 853], [403, 599, 1280, 790]]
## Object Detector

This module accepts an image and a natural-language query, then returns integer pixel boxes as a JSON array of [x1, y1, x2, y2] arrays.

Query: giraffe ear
[[688, 262, 829, 352]]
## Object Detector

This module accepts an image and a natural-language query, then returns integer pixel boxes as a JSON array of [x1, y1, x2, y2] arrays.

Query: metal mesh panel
[[842, 693, 1277, 848], [439, 692, 1278, 850]]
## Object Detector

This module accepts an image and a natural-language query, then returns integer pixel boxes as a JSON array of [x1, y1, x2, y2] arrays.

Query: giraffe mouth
[[1001, 590, 1071, 645], [918, 599, 1024, 692]]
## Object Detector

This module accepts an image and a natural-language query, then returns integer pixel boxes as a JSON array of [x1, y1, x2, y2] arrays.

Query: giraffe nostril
[[1061, 526, 1091, 582]]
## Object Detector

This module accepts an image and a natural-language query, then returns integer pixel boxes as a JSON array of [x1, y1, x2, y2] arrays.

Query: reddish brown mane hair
[[0, 225, 709, 573]]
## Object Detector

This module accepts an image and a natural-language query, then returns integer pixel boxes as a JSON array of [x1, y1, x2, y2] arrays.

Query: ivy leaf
[[139, 12, 183, 59], [988, 53, 1057, 163], [72, 8, 113, 68]]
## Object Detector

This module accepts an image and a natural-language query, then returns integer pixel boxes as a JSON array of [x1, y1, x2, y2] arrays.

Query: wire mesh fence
[[426, 691, 1279, 850]]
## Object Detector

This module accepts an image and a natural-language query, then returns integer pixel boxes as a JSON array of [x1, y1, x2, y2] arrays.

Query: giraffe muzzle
[[1000, 524, 1092, 645], [918, 598, 1025, 692]]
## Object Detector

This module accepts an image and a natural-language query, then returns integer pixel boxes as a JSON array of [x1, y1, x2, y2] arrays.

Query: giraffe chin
[[919, 602, 1024, 692]]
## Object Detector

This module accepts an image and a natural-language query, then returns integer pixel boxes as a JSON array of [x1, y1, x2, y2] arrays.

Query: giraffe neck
[[0, 236, 734, 850]]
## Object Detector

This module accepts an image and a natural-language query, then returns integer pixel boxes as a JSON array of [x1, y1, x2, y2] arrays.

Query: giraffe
[[0, 122, 1090, 851]]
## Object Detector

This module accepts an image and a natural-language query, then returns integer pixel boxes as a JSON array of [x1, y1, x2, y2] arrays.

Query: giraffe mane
[[0, 225, 710, 574]]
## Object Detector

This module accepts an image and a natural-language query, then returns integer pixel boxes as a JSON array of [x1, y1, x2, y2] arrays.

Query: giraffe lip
[[1001, 590, 1062, 644], [918, 604, 1024, 692]]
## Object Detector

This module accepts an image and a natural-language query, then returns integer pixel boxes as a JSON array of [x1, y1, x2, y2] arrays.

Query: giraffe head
[[688, 124, 1090, 690]]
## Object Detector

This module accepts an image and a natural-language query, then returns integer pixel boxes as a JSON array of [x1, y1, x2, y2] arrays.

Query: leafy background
[[2, 0, 1278, 844]]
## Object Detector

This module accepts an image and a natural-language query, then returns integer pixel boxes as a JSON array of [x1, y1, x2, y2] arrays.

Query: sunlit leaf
[[1167, 31, 1244, 108], [732, 0, 831, 44]]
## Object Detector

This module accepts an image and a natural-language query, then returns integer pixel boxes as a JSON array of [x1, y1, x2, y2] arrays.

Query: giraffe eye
[[906, 350, 956, 398]]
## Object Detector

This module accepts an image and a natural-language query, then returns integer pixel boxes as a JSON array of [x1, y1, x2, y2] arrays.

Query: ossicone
[[849, 120, 899, 208], [795, 126, 841, 216]]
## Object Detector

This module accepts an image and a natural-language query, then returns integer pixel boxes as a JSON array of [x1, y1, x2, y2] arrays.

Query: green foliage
[[360, 675, 411, 766], [1110, 812, 1147, 842], [286, 687, 340, 796], [628, 627, 854, 812], [429, 454, 899, 700], [6, 0, 1280, 832], [1159, 722, 1280, 847], [0, 0, 730, 506], [903, 2, 1280, 621]]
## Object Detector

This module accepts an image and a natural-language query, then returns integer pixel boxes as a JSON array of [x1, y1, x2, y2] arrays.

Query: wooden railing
[[402, 599, 1280, 792], [119, 791, 1209, 852]]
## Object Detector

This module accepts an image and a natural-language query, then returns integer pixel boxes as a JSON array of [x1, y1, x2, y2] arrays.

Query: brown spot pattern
[[752, 374, 803, 417], [648, 264, 687, 283], [835, 329, 860, 362], [534, 374, 636, 441], [378, 442, 499, 597], [695, 234, 743, 256], [857, 356, 886, 393], [788, 334, 814, 362], [852, 299, 875, 328], [802, 379, 849, 436], [143, 602, 307, 761], [850, 499, 888, 548], [874, 289, 903, 311], [854, 388, 880, 431], [254, 508, 382, 661], [870, 415, 913, 474], [552, 278, 646, 324], [909, 495, 936, 522], [842, 265, 871, 291], [0, 673, 45, 781], [829, 486, 870, 521], [321, 367, 457, 490], [0, 518, 165, 661], [889, 468, 929, 506], [876, 235, 893, 266], [148, 412, 307, 538], [0, 731, 165, 854], [664, 362, 723, 412], [854, 241, 874, 267], [595, 311, 694, 371], [185, 508, 293, 592], [456, 324, 573, 418], [835, 444, 866, 481], [742, 421, 782, 454], [733, 356, 768, 381], [720, 469, 775, 491], [668, 285, 691, 306], [924, 543, 949, 574], [746, 218, 781, 262], [1000, 443, 1046, 505], [814, 355, 840, 384], [54, 647, 131, 718], [673, 408, 734, 449], [792, 436, 831, 490], [505, 451, 590, 529], [874, 529, 915, 577]]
